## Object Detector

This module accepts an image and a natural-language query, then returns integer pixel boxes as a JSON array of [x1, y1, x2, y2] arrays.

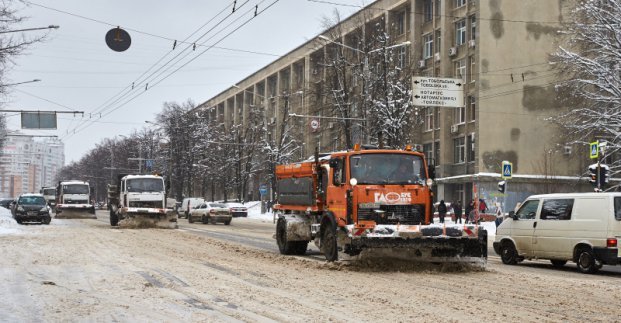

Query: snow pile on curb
[[0, 207, 21, 235]]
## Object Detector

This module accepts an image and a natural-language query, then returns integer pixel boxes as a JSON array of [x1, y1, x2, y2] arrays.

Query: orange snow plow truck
[[274, 145, 487, 263]]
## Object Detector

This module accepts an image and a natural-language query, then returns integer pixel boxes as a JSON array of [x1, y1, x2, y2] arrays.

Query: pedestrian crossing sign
[[589, 141, 599, 159], [501, 161, 512, 179]]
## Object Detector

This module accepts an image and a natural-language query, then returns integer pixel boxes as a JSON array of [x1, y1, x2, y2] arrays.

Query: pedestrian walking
[[266, 200, 272, 212], [465, 200, 474, 224], [495, 206, 504, 227], [453, 200, 463, 224], [437, 200, 447, 224]]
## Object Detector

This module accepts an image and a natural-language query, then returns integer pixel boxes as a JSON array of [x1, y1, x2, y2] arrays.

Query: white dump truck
[[107, 174, 177, 228], [55, 180, 96, 218]]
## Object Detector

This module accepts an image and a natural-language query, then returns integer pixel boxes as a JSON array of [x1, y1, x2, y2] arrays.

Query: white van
[[493, 192, 621, 274], [180, 197, 205, 219]]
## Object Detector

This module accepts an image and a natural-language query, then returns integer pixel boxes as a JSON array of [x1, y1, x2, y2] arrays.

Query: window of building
[[470, 15, 477, 40], [469, 55, 476, 83], [398, 46, 407, 68], [424, 0, 433, 22], [425, 108, 433, 131], [435, 140, 441, 165], [455, 59, 466, 79], [423, 143, 433, 163], [456, 19, 466, 46], [435, 0, 441, 17], [423, 33, 433, 59], [435, 30, 441, 53], [454, 105, 465, 124], [541, 199, 574, 220], [467, 133, 475, 162], [469, 96, 476, 122], [455, 0, 466, 8], [395, 10, 406, 35], [453, 137, 465, 164]]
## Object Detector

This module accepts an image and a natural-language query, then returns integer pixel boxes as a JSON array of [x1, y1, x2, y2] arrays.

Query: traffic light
[[498, 181, 506, 194], [600, 165, 609, 187], [588, 165, 598, 185]]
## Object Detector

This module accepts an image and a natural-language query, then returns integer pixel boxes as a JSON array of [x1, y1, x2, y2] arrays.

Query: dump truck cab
[[55, 180, 96, 218]]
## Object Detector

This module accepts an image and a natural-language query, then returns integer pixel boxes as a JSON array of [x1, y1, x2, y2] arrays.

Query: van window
[[540, 199, 573, 220], [615, 197, 621, 220], [516, 200, 539, 220]]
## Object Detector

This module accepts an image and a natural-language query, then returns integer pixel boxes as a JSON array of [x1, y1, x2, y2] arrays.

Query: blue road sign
[[502, 161, 512, 179], [259, 184, 268, 196]]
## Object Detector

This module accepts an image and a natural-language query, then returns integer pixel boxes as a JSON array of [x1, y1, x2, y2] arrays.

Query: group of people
[[436, 199, 488, 224]]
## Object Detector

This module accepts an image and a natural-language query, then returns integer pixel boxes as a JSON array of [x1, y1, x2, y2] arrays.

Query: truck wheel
[[276, 218, 296, 255], [500, 242, 518, 265], [576, 248, 598, 274], [321, 222, 338, 262], [110, 211, 119, 226], [188, 215, 194, 223]]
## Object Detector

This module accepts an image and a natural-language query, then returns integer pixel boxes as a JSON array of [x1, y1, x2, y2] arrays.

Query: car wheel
[[550, 259, 567, 267], [202, 215, 209, 224], [43, 217, 51, 225], [188, 215, 194, 223], [500, 243, 518, 265], [576, 248, 598, 274], [321, 221, 338, 262]]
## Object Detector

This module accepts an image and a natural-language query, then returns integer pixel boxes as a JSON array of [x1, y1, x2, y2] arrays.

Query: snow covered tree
[[551, 0, 621, 184]]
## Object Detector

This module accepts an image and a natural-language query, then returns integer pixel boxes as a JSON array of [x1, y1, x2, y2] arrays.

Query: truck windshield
[[350, 153, 426, 185], [62, 184, 89, 194], [43, 189, 56, 196], [127, 178, 164, 192]]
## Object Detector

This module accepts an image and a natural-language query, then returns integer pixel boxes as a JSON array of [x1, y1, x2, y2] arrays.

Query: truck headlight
[[17, 206, 24, 212]]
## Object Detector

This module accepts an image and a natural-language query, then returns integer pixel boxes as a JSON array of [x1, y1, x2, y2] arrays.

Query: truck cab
[[55, 180, 96, 218]]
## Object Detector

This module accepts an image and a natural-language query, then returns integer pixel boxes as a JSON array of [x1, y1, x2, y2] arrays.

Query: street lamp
[[0, 25, 59, 34]]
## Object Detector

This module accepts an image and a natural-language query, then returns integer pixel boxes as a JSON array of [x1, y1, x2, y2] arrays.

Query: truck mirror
[[509, 211, 517, 220], [427, 165, 436, 180], [329, 158, 340, 169]]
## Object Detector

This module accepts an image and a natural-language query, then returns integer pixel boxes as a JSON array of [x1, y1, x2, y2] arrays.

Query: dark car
[[13, 194, 51, 225], [0, 198, 13, 209]]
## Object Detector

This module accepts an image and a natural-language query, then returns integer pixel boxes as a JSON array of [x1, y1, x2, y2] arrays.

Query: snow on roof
[[123, 175, 163, 179]]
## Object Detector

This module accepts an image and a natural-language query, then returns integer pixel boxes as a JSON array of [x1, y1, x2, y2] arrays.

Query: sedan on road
[[13, 193, 51, 225], [227, 202, 248, 217], [188, 202, 232, 225]]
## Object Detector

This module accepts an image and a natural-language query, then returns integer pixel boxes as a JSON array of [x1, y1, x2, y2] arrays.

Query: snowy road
[[1, 209, 621, 322]]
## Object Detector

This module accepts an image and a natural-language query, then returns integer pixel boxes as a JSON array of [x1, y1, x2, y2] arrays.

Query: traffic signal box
[[588, 164, 609, 188]]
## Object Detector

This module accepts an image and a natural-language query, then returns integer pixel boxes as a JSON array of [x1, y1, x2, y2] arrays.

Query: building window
[[435, 0, 441, 17], [398, 46, 407, 68], [453, 137, 465, 164], [456, 19, 466, 46], [396, 10, 406, 35], [470, 15, 477, 40], [423, 33, 433, 59], [424, 0, 433, 22], [455, 59, 466, 79], [423, 143, 433, 163], [435, 30, 441, 53], [454, 105, 465, 124], [469, 55, 476, 83], [455, 0, 466, 8], [435, 141, 441, 165], [467, 133, 475, 162], [425, 108, 434, 131], [469, 96, 476, 122]]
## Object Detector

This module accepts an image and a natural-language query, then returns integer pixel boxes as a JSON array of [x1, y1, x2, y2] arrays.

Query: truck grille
[[357, 204, 425, 225]]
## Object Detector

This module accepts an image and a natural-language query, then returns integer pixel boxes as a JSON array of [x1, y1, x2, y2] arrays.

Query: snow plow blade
[[55, 205, 96, 219], [117, 209, 178, 229], [343, 224, 487, 263]]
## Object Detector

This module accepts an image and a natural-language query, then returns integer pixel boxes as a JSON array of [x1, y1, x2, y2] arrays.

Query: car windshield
[[43, 189, 56, 196], [63, 184, 89, 194], [349, 153, 426, 185], [127, 178, 164, 192], [210, 203, 227, 208], [18, 196, 46, 206]]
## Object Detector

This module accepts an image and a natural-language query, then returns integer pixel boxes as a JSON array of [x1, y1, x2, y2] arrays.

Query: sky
[[3, 0, 365, 163]]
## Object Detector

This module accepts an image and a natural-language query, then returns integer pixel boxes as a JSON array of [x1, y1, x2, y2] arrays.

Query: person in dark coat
[[437, 200, 447, 224], [453, 200, 463, 224], [464, 200, 474, 224]]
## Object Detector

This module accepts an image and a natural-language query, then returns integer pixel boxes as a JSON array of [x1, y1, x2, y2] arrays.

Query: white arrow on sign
[[412, 76, 464, 108]]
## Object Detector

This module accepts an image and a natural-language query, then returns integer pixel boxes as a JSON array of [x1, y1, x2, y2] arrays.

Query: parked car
[[0, 198, 14, 209], [494, 192, 621, 274], [13, 193, 51, 225], [227, 202, 248, 217], [180, 197, 205, 219], [188, 202, 232, 225]]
